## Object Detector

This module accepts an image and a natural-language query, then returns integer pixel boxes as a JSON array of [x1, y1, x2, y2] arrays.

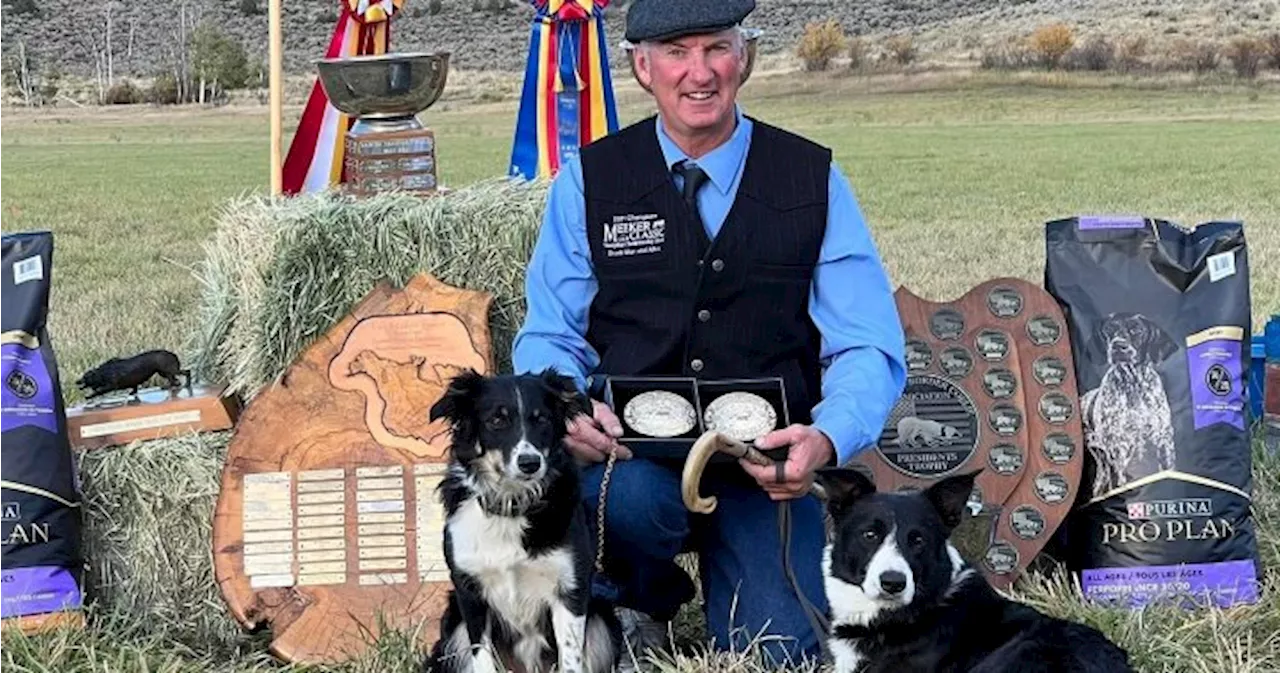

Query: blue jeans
[[581, 457, 829, 665]]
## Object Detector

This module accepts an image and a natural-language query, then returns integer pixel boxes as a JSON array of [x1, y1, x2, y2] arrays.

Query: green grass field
[[2, 69, 1279, 672]]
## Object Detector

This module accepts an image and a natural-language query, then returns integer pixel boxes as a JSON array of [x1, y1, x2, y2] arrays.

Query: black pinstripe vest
[[580, 115, 831, 424]]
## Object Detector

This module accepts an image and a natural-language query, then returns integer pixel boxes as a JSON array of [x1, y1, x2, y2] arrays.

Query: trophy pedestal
[[66, 383, 241, 450], [342, 115, 442, 197]]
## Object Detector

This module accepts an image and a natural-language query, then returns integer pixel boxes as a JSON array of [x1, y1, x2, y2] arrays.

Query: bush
[[148, 73, 180, 105], [981, 37, 1035, 70], [1225, 36, 1265, 78], [1067, 35, 1114, 71], [1029, 23, 1075, 70], [847, 37, 868, 71], [1115, 35, 1149, 72], [1167, 38, 1220, 74], [103, 80, 143, 104], [1266, 33, 1280, 70], [796, 19, 845, 72], [884, 35, 917, 65]]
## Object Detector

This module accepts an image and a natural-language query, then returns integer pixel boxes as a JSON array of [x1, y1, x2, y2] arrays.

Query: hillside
[[1, 0, 1005, 79]]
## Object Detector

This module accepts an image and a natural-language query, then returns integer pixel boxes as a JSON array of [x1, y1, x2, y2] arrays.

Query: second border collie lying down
[[815, 468, 1134, 673], [423, 369, 622, 673]]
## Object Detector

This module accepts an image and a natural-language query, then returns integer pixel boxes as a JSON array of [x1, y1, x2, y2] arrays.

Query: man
[[512, 0, 906, 665]]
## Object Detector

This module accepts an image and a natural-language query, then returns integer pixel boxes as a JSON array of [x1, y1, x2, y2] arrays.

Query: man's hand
[[739, 424, 834, 500], [564, 399, 633, 463]]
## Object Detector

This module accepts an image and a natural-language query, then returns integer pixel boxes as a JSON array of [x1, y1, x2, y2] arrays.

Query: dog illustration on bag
[[1079, 312, 1178, 498]]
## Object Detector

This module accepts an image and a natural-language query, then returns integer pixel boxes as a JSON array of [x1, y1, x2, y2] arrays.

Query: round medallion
[[982, 368, 1018, 399], [1026, 315, 1061, 346], [1010, 506, 1046, 540], [1034, 471, 1070, 504], [987, 286, 1024, 319], [975, 329, 1010, 362], [1033, 356, 1068, 387], [905, 339, 933, 373], [1038, 392, 1074, 425], [623, 391, 697, 438], [983, 541, 1019, 575], [988, 443, 1024, 476], [1041, 433, 1076, 464], [988, 403, 1022, 436], [939, 347, 973, 379], [703, 392, 778, 442], [930, 309, 965, 341], [876, 375, 980, 479]]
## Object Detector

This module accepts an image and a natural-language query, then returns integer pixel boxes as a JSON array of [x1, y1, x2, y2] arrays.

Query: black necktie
[[673, 161, 709, 225]]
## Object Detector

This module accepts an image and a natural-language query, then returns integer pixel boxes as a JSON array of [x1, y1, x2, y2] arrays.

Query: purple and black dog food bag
[[2, 231, 84, 622], [1044, 215, 1259, 609]]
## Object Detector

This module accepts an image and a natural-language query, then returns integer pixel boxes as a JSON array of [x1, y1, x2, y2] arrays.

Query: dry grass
[[2, 72, 1279, 672]]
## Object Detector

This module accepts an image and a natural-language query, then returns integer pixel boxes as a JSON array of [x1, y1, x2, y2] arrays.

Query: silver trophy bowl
[[316, 52, 450, 132], [622, 28, 761, 94]]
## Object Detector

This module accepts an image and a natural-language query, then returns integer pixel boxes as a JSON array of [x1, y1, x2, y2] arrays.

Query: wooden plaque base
[[66, 383, 241, 450], [1, 610, 85, 634], [853, 278, 1086, 589], [212, 273, 493, 664]]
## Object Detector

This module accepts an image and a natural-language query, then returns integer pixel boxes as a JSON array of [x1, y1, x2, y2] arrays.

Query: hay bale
[[76, 431, 247, 654], [189, 178, 549, 400]]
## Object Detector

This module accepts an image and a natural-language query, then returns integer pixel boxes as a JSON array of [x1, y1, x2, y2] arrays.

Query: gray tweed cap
[[624, 0, 756, 44]]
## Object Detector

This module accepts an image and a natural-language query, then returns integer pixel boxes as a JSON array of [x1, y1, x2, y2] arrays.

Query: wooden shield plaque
[[212, 273, 492, 663], [853, 278, 1084, 589]]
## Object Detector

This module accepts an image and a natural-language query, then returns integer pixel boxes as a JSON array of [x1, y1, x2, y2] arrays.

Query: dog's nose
[[880, 571, 908, 595], [517, 454, 543, 475]]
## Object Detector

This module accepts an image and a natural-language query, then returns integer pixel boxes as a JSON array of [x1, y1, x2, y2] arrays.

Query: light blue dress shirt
[[512, 106, 906, 464]]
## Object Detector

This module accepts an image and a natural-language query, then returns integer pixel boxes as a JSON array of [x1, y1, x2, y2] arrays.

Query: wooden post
[[269, 0, 283, 196]]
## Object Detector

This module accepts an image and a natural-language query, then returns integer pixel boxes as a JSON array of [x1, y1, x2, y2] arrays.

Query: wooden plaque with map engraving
[[211, 273, 492, 664], [853, 278, 1085, 590]]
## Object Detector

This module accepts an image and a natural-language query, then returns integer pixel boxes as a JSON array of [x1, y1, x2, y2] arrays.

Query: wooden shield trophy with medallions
[[853, 278, 1085, 589], [211, 273, 492, 663]]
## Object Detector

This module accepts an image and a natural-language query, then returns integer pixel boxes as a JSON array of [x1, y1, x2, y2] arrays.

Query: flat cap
[[624, 0, 755, 44]]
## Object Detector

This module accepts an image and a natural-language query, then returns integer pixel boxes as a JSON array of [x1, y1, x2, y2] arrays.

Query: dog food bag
[[1044, 216, 1259, 609], [1, 231, 84, 623], [1049, 216, 1259, 611]]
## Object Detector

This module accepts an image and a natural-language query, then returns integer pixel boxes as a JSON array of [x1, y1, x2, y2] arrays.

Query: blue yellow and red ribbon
[[509, 0, 619, 181], [282, 0, 402, 195]]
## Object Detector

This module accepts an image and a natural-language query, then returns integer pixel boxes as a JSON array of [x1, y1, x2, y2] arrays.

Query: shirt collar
[[655, 105, 752, 196]]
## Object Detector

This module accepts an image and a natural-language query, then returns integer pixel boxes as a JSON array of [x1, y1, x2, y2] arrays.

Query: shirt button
[[697, 309, 711, 322], [711, 259, 725, 272], [690, 358, 704, 372]]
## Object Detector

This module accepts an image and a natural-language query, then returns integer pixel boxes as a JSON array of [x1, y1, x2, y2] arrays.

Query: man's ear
[[924, 470, 980, 531], [429, 368, 485, 424], [814, 467, 877, 516]]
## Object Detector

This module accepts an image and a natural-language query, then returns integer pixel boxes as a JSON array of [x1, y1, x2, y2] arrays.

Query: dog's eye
[[862, 528, 880, 542], [486, 415, 509, 430], [907, 531, 925, 549], [530, 410, 547, 424]]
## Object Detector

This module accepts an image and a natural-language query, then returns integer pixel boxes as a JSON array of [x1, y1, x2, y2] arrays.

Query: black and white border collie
[[815, 468, 1134, 673], [423, 369, 622, 673]]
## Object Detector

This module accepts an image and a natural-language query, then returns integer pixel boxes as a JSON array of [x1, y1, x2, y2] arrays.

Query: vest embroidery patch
[[602, 213, 666, 258]]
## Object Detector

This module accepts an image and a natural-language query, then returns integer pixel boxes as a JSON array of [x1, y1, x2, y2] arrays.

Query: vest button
[[697, 309, 711, 322], [690, 358, 704, 372], [711, 259, 725, 272]]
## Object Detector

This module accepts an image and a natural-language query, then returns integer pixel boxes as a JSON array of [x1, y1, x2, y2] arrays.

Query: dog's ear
[[814, 467, 877, 515], [537, 368, 592, 422], [1134, 315, 1178, 363], [924, 469, 980, 531], [429, 368, 485, 424]]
